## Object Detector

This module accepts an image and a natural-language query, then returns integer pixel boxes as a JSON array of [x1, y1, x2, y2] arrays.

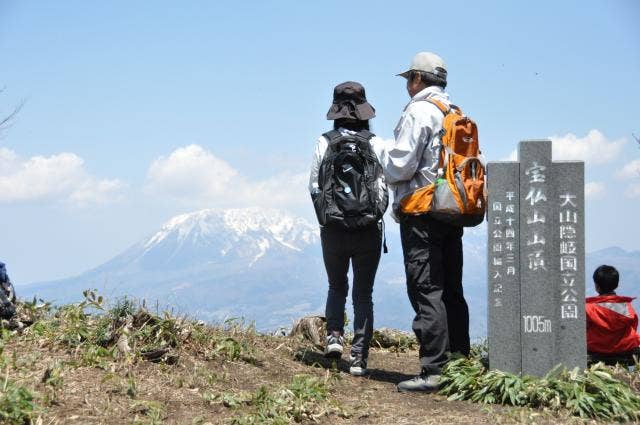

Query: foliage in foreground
[[212, 374, 341, 425], [21, 291, 256, 366], [370, 328, 417, 352], [440, 355, 640, 422], [0, 316, 41, 424], [4, 292, 640, 423], [0, 291, 259, 423], [0, 376, 39, 425]]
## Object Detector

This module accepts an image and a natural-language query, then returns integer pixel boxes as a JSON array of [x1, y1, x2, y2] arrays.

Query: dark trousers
[[400, 215, 470, 374], [321, 224, 382, 357]]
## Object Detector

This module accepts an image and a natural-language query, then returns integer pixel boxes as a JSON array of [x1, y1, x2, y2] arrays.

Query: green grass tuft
[[440, 355, 640, 422], [227, 374, 332, 424], [0, 376, 40, 424]]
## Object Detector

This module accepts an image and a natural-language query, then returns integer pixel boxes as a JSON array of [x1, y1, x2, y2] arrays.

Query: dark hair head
[[593, 265, 619, 294], [333, 118, 370, 132], [409, 70, 447, 89]]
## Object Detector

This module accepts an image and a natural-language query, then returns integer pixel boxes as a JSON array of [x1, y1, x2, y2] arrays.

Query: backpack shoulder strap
[[354, 129, 375, 142], [322, 130, 343, 144], [421, 99, 450, 178], [424, 98, 450, 116]]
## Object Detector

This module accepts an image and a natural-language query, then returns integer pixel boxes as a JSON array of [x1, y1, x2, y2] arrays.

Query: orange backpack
[[400, 99, 486, 227]]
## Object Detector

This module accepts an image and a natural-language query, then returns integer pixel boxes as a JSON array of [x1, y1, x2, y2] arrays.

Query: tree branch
[[0, 87, 25, 133]]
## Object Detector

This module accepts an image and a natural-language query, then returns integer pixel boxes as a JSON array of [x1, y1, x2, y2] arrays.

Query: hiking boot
[[349, 354, 368, 376], [397, 372, 441, 393], [324, 331, 344, 359]]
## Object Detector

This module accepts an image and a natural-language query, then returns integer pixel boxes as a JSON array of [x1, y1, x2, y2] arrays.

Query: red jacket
[[586, 295, 640, 353]]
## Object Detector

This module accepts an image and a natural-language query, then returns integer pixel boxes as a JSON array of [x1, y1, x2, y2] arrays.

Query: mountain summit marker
[[487, 140, 586, 376]]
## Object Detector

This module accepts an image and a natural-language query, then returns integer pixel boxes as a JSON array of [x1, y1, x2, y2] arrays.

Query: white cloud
[[504, 130, 626, 164], [617, 159, 640, 197], [146, 145, 238, 201], [0, 147, 124, 206], [145, 145, 308, 209], [617, 159, 640, 179], [585, 181, 605, 200], [502, 150, 518, 161], [550, 130, 625, 164], [626, 183, 640, 199], [241, 171, 309, 208], [68, 179, 125, 206]]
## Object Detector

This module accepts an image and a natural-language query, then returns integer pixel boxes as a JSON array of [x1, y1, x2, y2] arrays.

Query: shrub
[[440, 356, 640, 422], [228, 375, 332, 424], [0, 378, 39, 424]]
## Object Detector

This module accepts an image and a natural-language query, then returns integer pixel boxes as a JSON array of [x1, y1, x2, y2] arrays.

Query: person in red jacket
[[586, 265, 640, 363]]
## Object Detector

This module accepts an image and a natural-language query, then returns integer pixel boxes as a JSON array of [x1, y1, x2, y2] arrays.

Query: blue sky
[[1, 0, 639, 283]]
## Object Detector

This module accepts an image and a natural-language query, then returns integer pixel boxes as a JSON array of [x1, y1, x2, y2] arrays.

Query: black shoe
[[349, 354, 368, 376], [324, 331, 344, 359], [397, 372, 441, 393]]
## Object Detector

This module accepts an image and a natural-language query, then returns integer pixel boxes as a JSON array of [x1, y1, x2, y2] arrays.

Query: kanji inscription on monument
[[487, 162, 521, 374], [487, 140, 586, 376]]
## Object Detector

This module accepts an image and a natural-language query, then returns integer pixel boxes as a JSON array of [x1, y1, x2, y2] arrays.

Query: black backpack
[[313, 130, 388, 230]]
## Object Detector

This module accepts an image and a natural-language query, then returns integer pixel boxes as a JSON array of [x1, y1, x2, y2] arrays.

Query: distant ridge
[[20, 208, 325, 329], [588, 246, 640, 257], [585, 246, 640, 297], [18, 206, 639, 335]]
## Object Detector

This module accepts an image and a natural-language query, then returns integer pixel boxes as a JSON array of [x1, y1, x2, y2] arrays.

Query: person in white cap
[[383, 52, 470, 392]]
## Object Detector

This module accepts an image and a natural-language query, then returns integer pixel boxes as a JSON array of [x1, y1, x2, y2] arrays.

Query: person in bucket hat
[[326, 81, 376, 122], [382, 52, 470, 393], [309, 81, 388, 377]]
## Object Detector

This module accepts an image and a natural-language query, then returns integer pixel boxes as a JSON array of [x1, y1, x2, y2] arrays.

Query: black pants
[[321, 224, 382, 357], [400, 214, 470, 374]]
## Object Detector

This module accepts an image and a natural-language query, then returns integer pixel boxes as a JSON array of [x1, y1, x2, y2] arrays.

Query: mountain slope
[[585, 247, 640, 297], [21, 208, 489, 336], [24, 208, 640, 337], [97, 207, 319, 272], [21, 208, 324, 329]]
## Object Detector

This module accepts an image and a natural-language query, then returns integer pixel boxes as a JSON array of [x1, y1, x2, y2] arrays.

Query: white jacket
[[383, 86, 451, 215], [308, 128, 388, 208]]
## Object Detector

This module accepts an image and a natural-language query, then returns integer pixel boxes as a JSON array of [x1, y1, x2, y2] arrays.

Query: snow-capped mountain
[[22, 208, 326, 329], [104, 208, 319, 271], [22, 207, 492, 334]]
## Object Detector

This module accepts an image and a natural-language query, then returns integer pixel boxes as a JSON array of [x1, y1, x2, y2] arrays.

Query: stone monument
[[487, 140, 586, 376]]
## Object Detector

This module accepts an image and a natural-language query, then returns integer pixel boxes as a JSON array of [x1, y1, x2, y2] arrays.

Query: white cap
[[397, 51, 447, 80]]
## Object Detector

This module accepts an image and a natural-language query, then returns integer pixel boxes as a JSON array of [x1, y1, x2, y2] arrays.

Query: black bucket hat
[[326, 81, 375, 121]]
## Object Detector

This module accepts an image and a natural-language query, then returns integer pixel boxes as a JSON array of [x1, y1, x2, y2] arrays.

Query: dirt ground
[[4, 333, 605, 425]]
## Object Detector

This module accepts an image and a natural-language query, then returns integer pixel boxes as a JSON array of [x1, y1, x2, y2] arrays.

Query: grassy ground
[[0, 294, 638, 424]]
